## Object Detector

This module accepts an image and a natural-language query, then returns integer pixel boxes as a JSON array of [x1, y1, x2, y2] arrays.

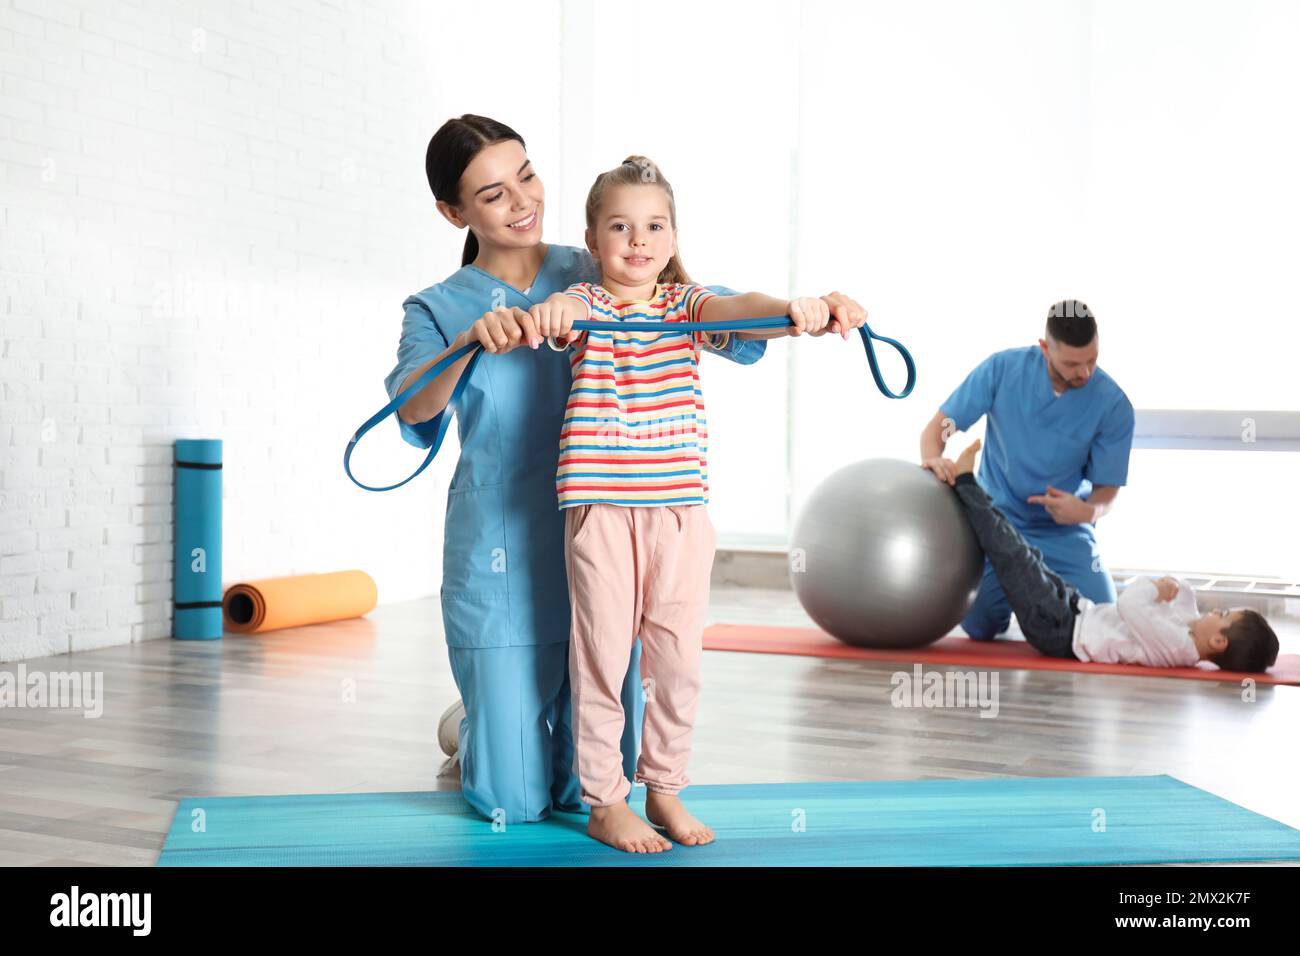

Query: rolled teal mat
[[157, 774, 1300, 867], [173, 438, 223, 640]]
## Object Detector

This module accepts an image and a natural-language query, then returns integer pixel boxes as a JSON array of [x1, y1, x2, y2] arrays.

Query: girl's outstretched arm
[[698, 291, 831, 339]]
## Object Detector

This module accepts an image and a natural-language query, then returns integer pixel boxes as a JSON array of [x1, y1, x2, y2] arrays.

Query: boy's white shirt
[[1072, 576, 1203, 667]]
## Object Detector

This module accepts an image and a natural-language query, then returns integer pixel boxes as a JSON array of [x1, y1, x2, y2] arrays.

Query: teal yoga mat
[[157, 774, 1300, 867], [173, 438, 223, 640]]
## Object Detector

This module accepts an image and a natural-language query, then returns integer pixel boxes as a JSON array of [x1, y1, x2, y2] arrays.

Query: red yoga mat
[[703, 624, 1300, 685]]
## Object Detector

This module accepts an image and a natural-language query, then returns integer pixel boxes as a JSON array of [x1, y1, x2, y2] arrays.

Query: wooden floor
[[2, 586, 1298, 866]]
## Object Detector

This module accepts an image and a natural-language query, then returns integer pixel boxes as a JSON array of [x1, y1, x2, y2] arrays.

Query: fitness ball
[[789, 458, 984, 648]]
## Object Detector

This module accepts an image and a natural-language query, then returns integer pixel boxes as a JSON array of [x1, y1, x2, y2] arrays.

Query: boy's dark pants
[[952, 474, 1081, 659]]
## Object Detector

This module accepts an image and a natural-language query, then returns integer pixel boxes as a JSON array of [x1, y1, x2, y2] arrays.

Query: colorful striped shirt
[[555, 282, 729, 508]]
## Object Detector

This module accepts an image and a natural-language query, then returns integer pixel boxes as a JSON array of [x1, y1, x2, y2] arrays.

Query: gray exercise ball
[[789, 458, 984, 648]]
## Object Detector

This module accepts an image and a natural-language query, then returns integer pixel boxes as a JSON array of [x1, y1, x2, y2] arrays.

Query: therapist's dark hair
[[585, 155, 693, 285], [425, 114, 526, 267], [1045, 300, 1096, 348]]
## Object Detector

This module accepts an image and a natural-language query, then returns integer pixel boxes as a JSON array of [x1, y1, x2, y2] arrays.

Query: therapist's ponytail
[[425, 114, 526, 267]]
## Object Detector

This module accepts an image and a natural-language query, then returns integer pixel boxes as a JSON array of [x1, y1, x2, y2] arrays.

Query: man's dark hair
[[1208, 609, 1279, 673], [1046, 299, 1097, 347]]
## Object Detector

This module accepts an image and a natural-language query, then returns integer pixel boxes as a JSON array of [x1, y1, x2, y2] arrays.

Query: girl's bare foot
[[645, 791, 715, 846], [588, 802, 672, 854]]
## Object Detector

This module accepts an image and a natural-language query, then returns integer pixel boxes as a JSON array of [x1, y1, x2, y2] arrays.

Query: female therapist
[[383, 115, 778, 825]]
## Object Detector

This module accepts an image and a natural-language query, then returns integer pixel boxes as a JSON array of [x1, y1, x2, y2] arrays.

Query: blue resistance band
[[344, 316, 915, 492]]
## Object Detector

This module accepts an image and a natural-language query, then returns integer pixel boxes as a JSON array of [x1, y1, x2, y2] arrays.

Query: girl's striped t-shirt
[[555, 282, 727, 508]]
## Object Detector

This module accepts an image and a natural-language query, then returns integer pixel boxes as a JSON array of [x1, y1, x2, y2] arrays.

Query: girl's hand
[[470, 307, 541, 354], [819, 291, 868, 340], [530, 295, 589, 347], [787, 296, 831, 337]]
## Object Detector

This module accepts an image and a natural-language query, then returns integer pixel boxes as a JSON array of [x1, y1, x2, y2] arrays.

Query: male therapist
[[919, 300, 1136, 641]]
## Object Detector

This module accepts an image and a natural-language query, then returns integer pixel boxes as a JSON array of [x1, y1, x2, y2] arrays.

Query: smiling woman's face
[[438, 139, 545, 253]]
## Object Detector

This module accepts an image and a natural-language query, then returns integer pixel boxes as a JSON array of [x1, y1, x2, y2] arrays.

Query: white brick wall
[[1, 0, 566, 661]]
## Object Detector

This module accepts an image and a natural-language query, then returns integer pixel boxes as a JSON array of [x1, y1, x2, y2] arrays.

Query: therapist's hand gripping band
[[344, 316, 916, 492]]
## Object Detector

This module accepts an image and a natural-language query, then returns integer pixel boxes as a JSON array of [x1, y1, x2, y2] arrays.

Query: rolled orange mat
[[221, 570, 378, 634]]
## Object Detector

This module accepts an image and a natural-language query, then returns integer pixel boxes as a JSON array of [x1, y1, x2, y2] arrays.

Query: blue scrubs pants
[[447, 639, 645, 823], [961, 524, 1116, 640]]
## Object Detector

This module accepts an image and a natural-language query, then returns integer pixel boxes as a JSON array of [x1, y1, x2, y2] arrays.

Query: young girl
[[527, 155, 867, 853]]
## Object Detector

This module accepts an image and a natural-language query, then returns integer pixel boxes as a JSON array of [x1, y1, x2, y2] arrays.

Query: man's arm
[[920, 353, 1000, 485], [1027, 483, 1121, 525], [920, 408, 961, 485], [1086, 485, 1120, 522], [921, 408, 955, 459]]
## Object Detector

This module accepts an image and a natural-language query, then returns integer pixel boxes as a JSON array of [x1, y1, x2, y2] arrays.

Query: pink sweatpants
[[563, 503, 716, 807]]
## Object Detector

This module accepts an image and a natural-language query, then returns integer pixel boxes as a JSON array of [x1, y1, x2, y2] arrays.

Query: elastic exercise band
[[345, 316, 915, 492]]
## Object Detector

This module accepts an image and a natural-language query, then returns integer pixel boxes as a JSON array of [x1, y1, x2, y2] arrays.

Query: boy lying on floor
[[947, 439, 1279, 672]]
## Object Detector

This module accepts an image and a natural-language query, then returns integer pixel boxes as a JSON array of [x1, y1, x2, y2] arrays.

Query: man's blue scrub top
[[941, 345, 1135, 532]]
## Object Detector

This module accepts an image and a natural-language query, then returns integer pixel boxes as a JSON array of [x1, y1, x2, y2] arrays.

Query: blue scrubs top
[[941, 346, 1135, 532], [384, 243, 767, 648]]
